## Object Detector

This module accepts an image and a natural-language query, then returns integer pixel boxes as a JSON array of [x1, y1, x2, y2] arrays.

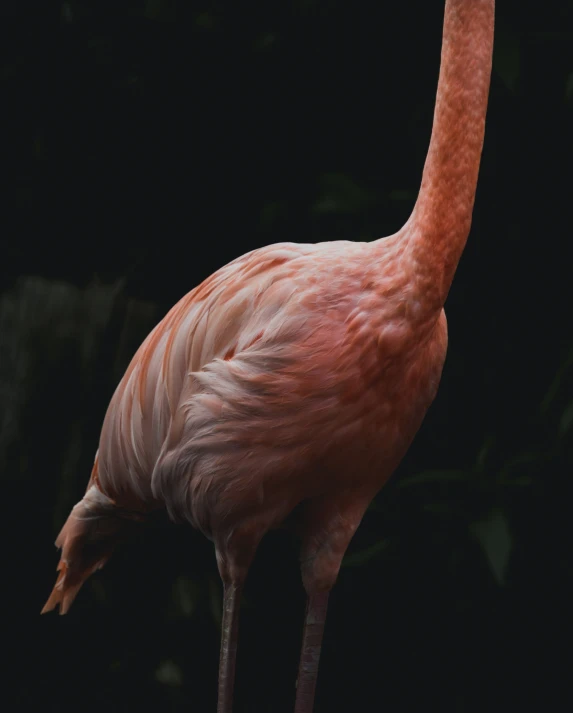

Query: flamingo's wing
[[96, 242, 319, 506]]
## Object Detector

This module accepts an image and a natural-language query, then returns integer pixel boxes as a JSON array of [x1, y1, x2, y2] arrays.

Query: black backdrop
[[2, 1, 573, 711]]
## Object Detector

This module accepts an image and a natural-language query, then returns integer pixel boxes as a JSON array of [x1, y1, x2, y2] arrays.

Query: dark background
[[2, 1, 573, 711]]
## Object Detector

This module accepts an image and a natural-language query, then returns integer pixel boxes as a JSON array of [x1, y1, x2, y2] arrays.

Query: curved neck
[[405, 0, 494, 307]]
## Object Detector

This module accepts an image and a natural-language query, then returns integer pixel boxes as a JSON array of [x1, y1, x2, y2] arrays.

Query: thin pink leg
[[294, 590, 330, 713], [217, 582, 242, 713]]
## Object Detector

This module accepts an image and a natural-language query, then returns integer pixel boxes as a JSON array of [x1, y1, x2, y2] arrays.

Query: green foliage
[[312, 173, 373, 215], [493, 26, 521, 94]]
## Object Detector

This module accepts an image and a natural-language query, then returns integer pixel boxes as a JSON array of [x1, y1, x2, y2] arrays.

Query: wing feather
[[96, 243, 316, 508]]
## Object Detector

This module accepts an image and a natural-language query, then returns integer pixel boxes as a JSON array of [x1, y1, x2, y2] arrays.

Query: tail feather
[[41, 562, 106, 615], [42, 486, 140, 615]]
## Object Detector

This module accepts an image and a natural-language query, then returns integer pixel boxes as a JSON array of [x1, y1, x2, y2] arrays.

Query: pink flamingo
[[42, 1, 494, 711]]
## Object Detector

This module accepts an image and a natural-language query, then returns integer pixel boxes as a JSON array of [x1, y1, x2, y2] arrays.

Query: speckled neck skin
[[388, 0, 494, 310]]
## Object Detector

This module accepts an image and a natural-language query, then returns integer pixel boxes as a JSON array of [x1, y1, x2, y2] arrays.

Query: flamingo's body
[[43, 2, 495, 712]]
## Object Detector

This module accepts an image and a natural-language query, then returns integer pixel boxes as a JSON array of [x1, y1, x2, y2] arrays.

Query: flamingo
[[42, 1, 495, 711]]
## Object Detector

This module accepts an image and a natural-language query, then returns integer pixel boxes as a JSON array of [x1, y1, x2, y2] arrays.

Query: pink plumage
[[43, 2, 495, 712]]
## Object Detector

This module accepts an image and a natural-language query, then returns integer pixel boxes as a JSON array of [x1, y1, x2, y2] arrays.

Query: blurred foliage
[[1, 1, 573, 712]]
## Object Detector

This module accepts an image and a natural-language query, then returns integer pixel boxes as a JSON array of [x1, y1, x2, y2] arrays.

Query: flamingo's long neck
[[400, 0, 495, 309]]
